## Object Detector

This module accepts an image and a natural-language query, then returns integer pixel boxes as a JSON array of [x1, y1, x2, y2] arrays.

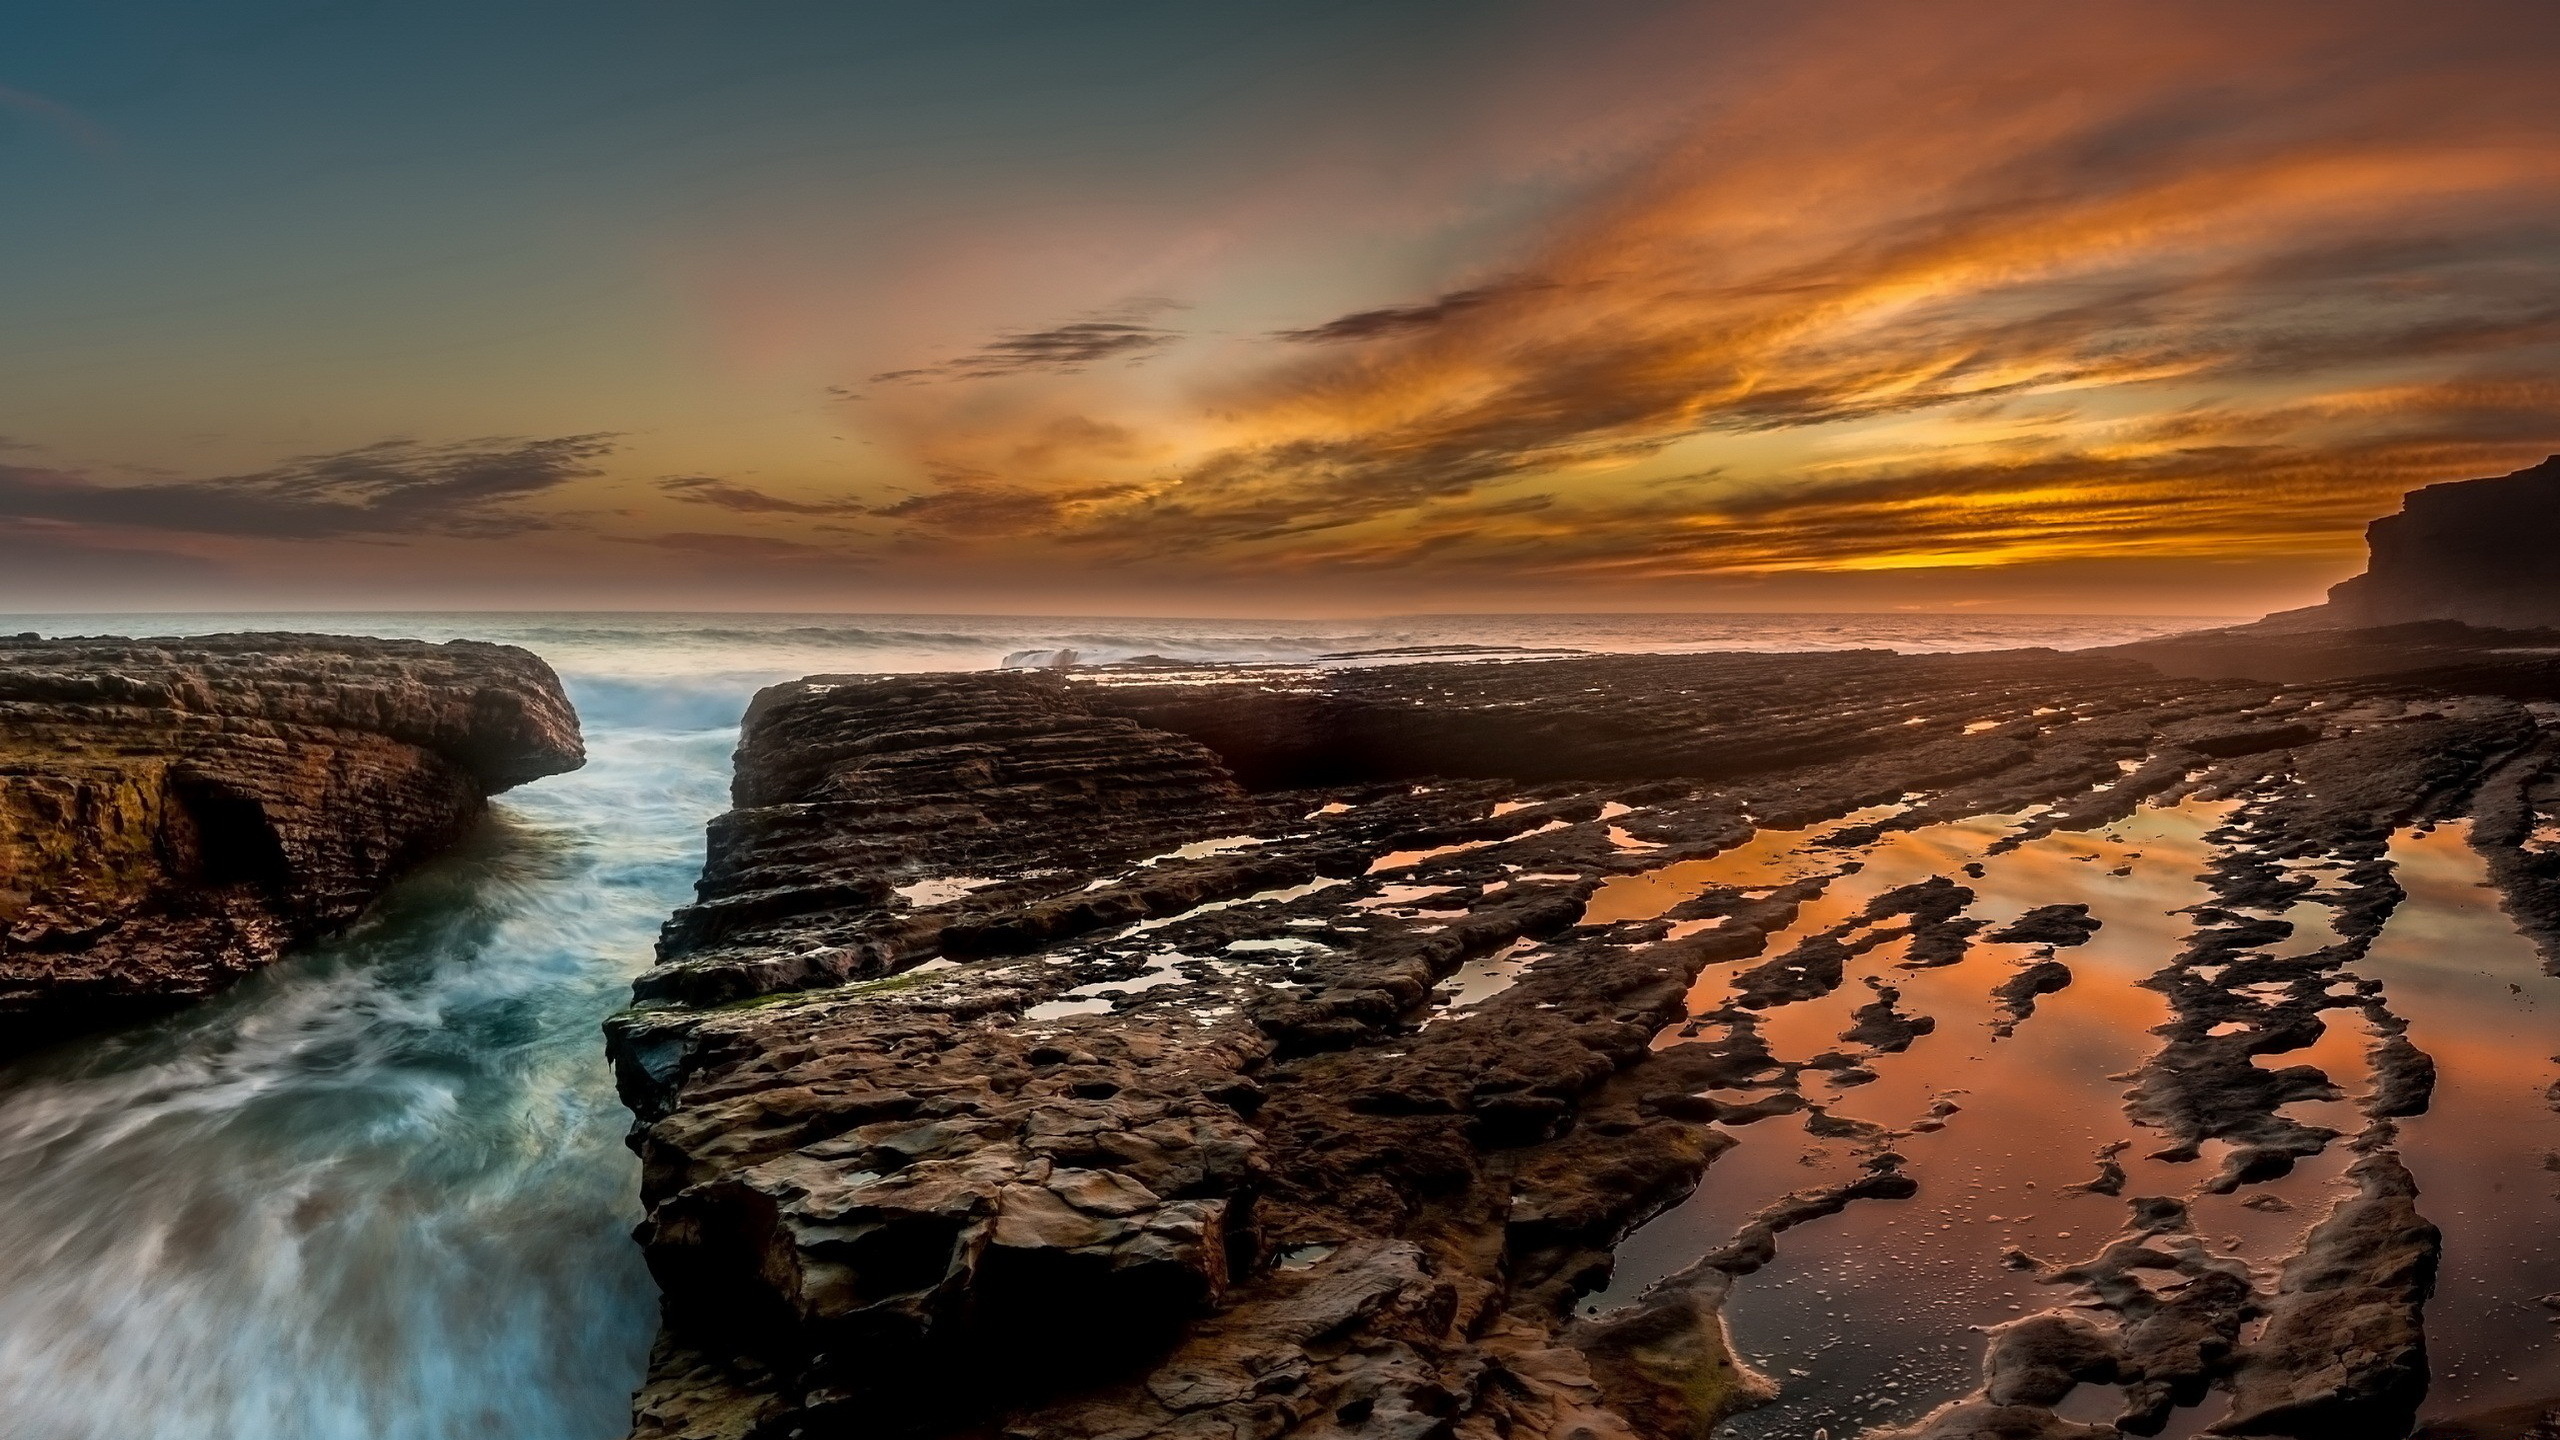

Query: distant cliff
[[2103, 457, 2560, 687], [0, 633, 583, 1048], [2285, 455, 2560, 630]]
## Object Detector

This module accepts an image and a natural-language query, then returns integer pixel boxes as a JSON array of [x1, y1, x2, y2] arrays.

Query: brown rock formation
[[2218, 1152, 2439, 1438], [613, 646, 2543, 1440], [0, 631, 583, 1044]]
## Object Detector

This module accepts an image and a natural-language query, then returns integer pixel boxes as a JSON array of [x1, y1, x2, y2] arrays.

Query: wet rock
[[2064, 1141, 2130, 1198], [2365, 1025, 2437, 1120], [1989, 904, 2102, 947], [0, 632, 581, 1046], [1728, 930, 1847, 1008], [2217, 1152, 2440, 1439], [1990, 957, 2074, 1037], [1841, 981, 1935, 1054], [1868, 1311, 2120, 1438]]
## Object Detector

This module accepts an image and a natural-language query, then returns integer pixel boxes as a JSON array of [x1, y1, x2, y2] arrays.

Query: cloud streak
[[0, 435, 616, 540], [870, 301, 1185, 384], [658, 476, 866, 516], [1271, 283, 1539, 344]]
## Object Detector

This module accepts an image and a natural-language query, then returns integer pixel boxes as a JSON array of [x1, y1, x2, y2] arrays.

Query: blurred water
[[0, 610, 2225, 1438]]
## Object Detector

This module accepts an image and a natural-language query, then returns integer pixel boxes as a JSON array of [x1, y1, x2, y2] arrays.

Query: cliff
[[0, 631, 583, 1045], [2100, 457, 2560, 687], [606, 648, 2535, 1440], [2289, 455, 2560, 631]]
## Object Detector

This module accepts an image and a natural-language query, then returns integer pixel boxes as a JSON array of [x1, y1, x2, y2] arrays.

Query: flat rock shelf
[[606, 644, 2560, 1440]]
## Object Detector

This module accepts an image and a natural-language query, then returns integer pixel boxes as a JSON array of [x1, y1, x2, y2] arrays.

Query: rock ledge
[[0, 631, 583, 1042]]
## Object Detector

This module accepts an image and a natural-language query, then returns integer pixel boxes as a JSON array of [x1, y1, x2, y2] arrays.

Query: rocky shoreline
[[604, 629, 2560, 1440], [0, 632, 583, 1049]]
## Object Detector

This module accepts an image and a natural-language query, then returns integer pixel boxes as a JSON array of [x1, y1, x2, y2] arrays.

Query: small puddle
[[1429, 939, 1546, 1017], [1579, 804, 1908, 927], [892, 875, 999, 908]]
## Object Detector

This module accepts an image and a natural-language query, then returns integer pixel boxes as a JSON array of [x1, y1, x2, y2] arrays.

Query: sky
[[3, 0, 2558, 616]]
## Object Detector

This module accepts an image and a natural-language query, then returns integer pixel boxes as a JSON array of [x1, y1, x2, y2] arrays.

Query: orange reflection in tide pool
[[1582, 799, 2372, 1438], [2366, 823, 2560, 1426]]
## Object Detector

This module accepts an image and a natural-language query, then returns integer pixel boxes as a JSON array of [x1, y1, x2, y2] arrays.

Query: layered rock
[[0, 632, 583, 1044], [607, 643, 2560, 1440]]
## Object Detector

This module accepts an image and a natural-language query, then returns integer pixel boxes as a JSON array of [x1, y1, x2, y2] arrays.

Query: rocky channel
[[0, 631, 583, 1050]]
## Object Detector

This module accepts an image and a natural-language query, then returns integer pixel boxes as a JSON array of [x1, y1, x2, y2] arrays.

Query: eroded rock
[[0, 632, 581, 1044]]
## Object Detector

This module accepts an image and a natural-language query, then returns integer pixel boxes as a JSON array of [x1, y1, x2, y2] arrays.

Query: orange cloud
[[860, 0, 2560, 601]]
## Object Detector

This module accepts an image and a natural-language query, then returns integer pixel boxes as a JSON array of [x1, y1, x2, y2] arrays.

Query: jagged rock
[[0, 632, 580, 1045], [1990, 958, 2074, 1037]]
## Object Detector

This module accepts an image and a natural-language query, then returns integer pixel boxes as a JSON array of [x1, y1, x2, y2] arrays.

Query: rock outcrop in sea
[[608, 638, 2560, 1440], [0, 632, 583, 1047]]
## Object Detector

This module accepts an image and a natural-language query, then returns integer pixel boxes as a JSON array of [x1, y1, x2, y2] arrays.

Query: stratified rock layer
[[609, 642, 2560, 1440], [0, 632, 583, 1043]]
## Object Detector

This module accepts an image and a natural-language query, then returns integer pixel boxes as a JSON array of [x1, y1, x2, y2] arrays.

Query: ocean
[[0, 611, 2228, 1440]]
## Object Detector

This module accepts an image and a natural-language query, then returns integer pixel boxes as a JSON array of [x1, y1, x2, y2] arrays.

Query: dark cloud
[[871, 301, 1184, 384], [630, 531, 870, 565], [872, 474, 1140, 538], [1274, 282, 1539, 343], [657, 476, 865, 515], [0, 434, 615, 540]]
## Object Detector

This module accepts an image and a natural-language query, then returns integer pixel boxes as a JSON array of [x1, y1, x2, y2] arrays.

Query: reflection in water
[[2368, 824, 2560, 1424], [1579, 804, 1908, 926], [1602, 802, 2261, 1435], [1580, 799, 2560, 1437], [0, 713, 736, 1439]]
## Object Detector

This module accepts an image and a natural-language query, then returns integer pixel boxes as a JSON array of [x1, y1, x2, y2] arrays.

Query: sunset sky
[[5, 0, 2558, 615]]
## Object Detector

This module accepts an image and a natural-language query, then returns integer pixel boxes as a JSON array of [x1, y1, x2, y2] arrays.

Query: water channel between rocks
[[0, 639, 746, 1440]]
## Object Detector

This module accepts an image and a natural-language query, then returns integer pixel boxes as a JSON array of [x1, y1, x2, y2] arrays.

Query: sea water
[[0, 611, 2222, 1439]]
